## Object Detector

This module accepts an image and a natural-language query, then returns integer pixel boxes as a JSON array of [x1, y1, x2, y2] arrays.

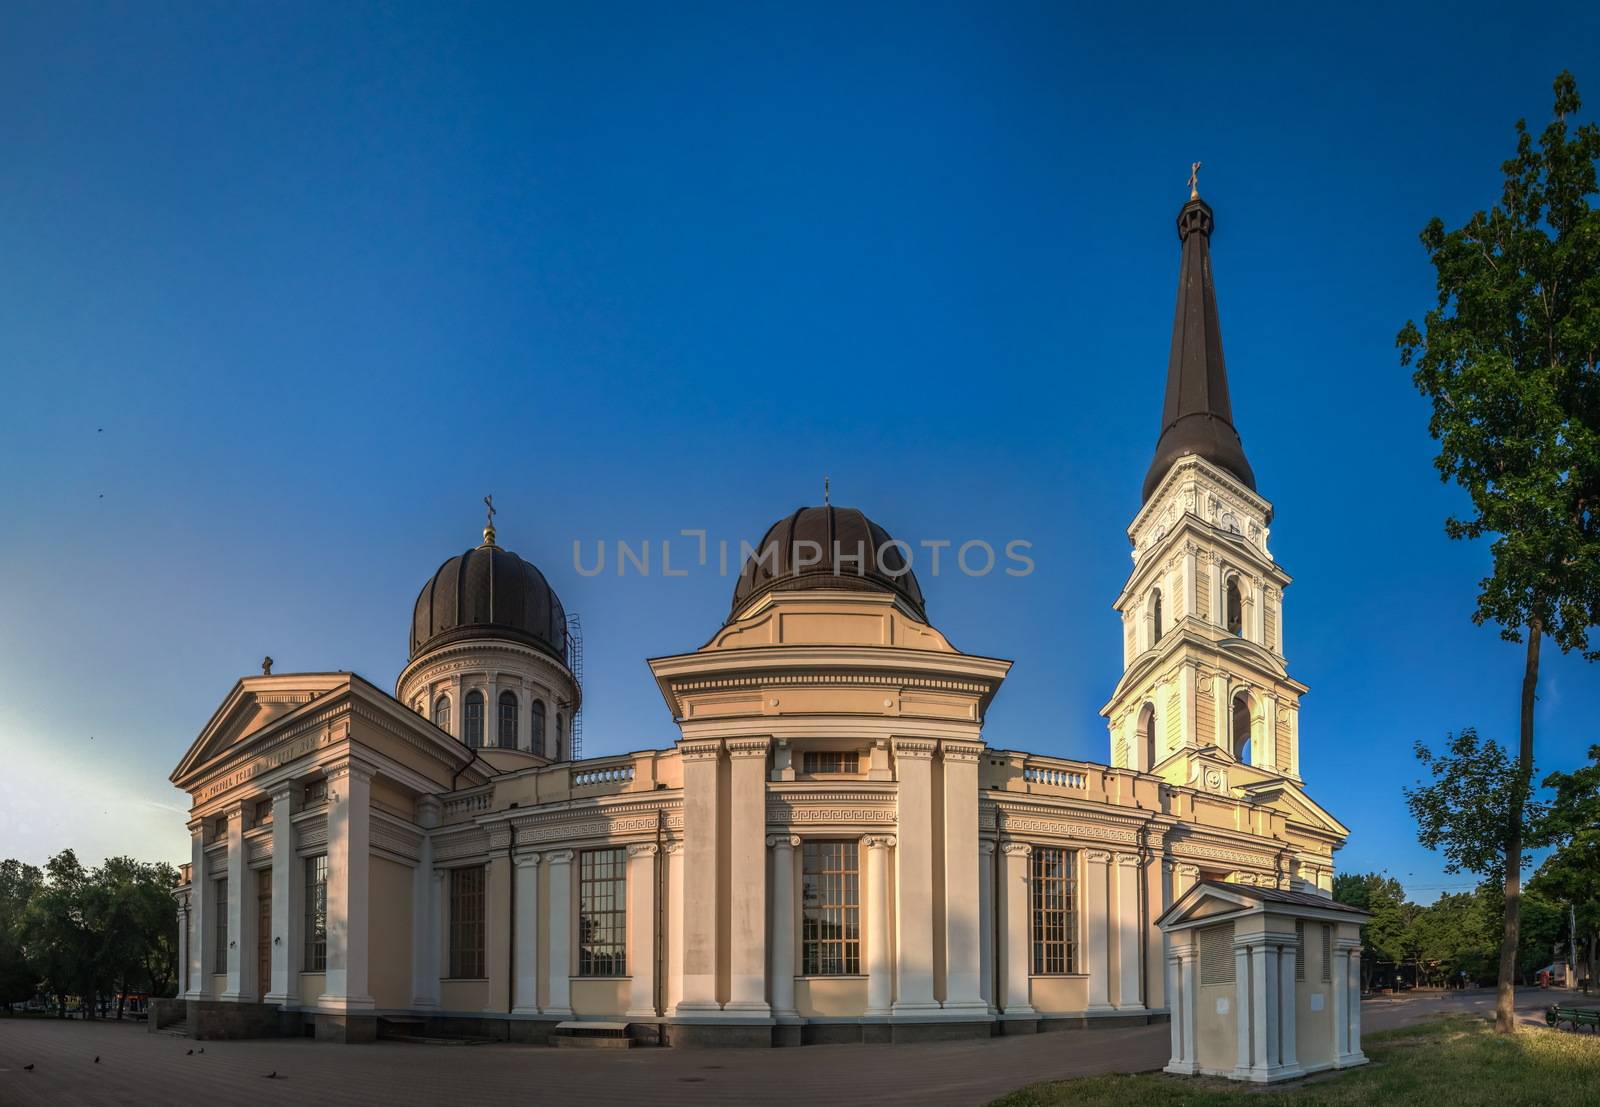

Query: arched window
[[1151, 589, 1164, 645], [498, 691, 518, 749], [531, 700, 547, 757], [432, 695, 451, 733], [1226, 577, 1244, 637], [1231, 691, 1253, 764], [1139, 703, 1157, 770], [556, 713, 565, 758], [464, 690, 485, 748]]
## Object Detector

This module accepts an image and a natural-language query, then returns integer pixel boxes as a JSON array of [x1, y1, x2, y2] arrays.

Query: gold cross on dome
[[1188, 161, 1202, 200]]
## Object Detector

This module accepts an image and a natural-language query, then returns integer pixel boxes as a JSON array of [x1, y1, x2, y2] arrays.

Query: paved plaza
[[0, 990, 1568, 1107]]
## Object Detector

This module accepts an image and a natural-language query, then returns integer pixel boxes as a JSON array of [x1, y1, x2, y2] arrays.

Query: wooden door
[[257, 869, 272, 996]]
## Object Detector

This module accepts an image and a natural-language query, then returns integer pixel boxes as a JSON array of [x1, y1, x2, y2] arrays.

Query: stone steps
[[551, 1020, 637, 1048]]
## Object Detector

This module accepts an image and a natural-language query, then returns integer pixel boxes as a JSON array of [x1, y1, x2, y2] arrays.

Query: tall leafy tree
[[1535, 745, 1600, 983], [1397, 70, 1600, 1033], [0, 860, 43, 1008]]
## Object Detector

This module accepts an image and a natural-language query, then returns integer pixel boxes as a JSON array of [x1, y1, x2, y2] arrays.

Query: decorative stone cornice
[[680, 740, 722, 762], [894, 738, 938, 760], [940, 740, 984, 763], [726, 737, 771, 759]]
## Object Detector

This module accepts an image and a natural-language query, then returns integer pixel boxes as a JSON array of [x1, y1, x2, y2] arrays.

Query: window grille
[[1321, 924, 1333, 983], [464, 691, 485, 747], [579, 848, 627, 976], [1031, 847, 1077, 974], [213, 878, 229, 974], [802, 751, 859, 774], [498, 691, 518, 748], [1295, 920, 1306, 981], [304, 854, 328, 972], [801, 840, 860, 974], [449, 866, 485, 978], [1199, 923, 1235, 985]]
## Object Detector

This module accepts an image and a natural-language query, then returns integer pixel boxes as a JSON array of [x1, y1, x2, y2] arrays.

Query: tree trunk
[[1496, 620, 1542, 1034]]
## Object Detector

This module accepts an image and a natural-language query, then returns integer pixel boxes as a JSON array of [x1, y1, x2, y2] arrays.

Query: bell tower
[[1101, 184, 1306, 796]]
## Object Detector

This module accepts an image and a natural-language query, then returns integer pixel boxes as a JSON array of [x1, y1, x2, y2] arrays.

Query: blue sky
[[1, 1, 1596, 901]]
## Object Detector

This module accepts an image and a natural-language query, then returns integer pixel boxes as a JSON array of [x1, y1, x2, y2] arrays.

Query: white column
[[942, 741, 985, 1014], [979, 841, 996, 1012], [512, 854, 541, 1014], [726, 738, 770, 1014], [265, 787, 295, 1004], [864, 835, 896, 1016], [769, 836, 799, 1021], [1250, 942, 1276, 1076], [675, 741, 721, 1013], [1163, 938, 1199, 1075], [433, 869, 448, 993], [411, 799, 440, 1009], [186, 823, 207, 999], [176, 895, 190, 999], [1335, 939, 1365, 1065], [544, 850, 574, 1017], [1234, 940, 1252, 1075], [1288, 705, 1301, 778], [1085, 850, 1113, 1011], [999, 843, 1035, 1016], [1279, 940, 1298, 1072], [664, 841, 684, 1015], [893, 739, 938, 1014], [625, 844, 658, 1018], [319, 765, 374, 1010], [1115, 854, 1143, 1010], [222, 804, 249, 1000], [1182, 944, 1198, 1067]]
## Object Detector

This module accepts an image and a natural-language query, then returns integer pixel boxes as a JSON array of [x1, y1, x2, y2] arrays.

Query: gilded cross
[[1188, 161, 1202, 200]]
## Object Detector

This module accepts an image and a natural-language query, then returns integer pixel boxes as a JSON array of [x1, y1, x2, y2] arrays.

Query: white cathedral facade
[[164, 188, 1355, 1049]]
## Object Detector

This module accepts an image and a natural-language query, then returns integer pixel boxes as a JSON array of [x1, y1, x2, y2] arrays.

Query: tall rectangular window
[[1031, 847, 1077, 974], [801, 840, 860, 975], [213, 878, 229, 975], [1295, 920, 1306, 981], [579, 848, 627, 976], [304, 854, 328, 972], [1321, 924, 1333, 983], [449, 866, 485, 978]]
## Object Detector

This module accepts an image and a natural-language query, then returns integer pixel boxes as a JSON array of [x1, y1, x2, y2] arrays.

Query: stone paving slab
[[0, 990, 1566, 1107]]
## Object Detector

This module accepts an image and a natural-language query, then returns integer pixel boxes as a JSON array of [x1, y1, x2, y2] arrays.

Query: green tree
[[1534, 745, 1600, 984], [1333, 872, 1412, 990], [1397, 70, 1600, 1033], [0, 860, 43, 1008], [1406, 729, 1544, 881]]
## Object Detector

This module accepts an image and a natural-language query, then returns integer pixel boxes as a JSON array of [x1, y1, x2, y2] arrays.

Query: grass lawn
[[988, 1015, 1600, 1106]]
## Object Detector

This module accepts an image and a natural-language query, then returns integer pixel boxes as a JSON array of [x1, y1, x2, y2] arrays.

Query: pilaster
[[675, 739, 721, 1013], [221, 803, 249, 1001], [998, 842, 1035, 1017], [891, 738, 939, 1015], [512, 853, 541, 1014], [624, 844, 659, 1018], [264, 787, 296, 1004], [978, 840, 996, 1013], [941, 740, 985, 1014], [1085, 849, 1113, 1011], [864, 835, 896, 1016], [769, 836, 800, 1022], [1114, 853, 1143, 1011], [411, 797, 441, 1009], [318, 764, 374, 1011], [725, 737, 770, 1015], [185, 822, 207, 1000], [544, 850, 574, 1017]]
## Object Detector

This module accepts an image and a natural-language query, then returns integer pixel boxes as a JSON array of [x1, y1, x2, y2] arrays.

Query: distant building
[[169, 189, 1349, 1045]]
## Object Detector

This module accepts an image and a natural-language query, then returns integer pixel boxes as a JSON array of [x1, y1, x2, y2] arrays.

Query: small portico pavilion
[[1158, 882, 1369, 1083]]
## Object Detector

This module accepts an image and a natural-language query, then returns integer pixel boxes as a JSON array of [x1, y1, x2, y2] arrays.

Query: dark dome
[[411, 543, 567, 662], [729, 505, 927, 622]]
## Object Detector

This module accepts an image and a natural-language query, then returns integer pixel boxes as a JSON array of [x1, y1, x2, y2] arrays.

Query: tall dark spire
[[1140, 190, 1256, 503]]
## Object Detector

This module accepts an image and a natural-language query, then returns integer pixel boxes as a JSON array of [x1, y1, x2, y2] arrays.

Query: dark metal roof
[[1202, 881, 1370, 915], [1141, 195, 1257, 503], [411, 544, 567, 662], [728, 505, 927, 622]]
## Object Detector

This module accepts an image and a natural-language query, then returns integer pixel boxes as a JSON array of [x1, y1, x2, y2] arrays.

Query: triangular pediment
[[170, 673, 353, 784], [1158, 880, 1370, 931], [1239, 778, 1349, 839]]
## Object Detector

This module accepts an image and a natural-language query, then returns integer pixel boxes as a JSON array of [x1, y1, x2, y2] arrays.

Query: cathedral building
[[165, 188, 1350, 1046]]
